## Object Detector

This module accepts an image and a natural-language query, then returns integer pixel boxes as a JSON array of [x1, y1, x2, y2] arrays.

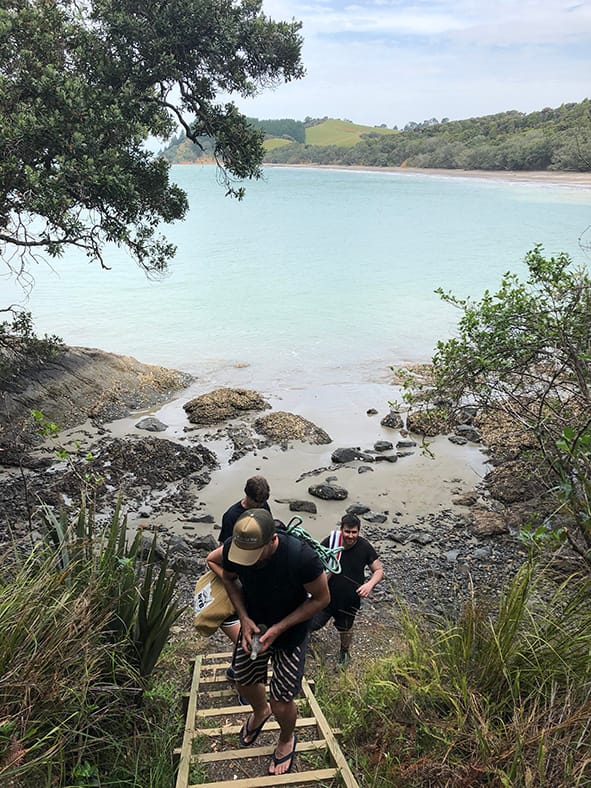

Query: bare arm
[[206, 545, 224, 580], [356, 558, 384, 598], [221, 568, 259, 652]]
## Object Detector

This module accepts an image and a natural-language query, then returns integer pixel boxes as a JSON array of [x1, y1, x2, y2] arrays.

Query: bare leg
[[237, 682, 271, 744], [268, 698, 297, 775], [221, 621, 240, 645]]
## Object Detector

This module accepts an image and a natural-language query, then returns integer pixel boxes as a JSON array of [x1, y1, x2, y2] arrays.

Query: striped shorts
[[232, 632, 308, 702]]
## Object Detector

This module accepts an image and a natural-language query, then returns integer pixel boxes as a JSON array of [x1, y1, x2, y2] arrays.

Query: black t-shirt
[[222, 531, 323, 648], [219, 499, 272, 544], [323, 535, 378, 605]]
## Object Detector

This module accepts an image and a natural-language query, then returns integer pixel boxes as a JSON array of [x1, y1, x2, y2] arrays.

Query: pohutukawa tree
[[0, 0, 304, 286]]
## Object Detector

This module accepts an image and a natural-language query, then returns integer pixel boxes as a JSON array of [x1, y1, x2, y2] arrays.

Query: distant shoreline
[[264, 163, 591, 188], [180, 159, 591, 188]]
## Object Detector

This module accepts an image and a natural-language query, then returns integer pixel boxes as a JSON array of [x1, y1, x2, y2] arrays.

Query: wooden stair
[[174, 651, 358, 787]]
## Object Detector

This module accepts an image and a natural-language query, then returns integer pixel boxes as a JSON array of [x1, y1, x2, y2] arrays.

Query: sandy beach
[[268, 163, 591, 188], [102, 376, 489, 543]]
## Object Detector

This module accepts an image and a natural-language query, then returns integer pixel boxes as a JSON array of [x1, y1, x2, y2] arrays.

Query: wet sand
[[104, 378, 489, 542]]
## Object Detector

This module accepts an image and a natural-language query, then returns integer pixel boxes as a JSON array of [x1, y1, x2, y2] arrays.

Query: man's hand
[[240, 617, 259, 654], [356, 581, 373, 598]]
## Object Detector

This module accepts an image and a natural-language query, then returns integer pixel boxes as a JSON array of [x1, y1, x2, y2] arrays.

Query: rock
[[408, 530, 435, 546], [451, 492, 479, 507], [346, 504, 371, 515], [375, 454, 398, 463], [366, 408, 378, 416], [331, 447, 374, 463], [448, 435, 468, 445], [135, 416, 168, 432], [407, 407, 452, 437], [289, 500, 318, 514], [458, 406, 478, 424], [445, 550, 460, 563], [308, 483, 348, 501], [472, 546, 492, 560], [362, 511, 388, 523], [380, 411, 403, 429], [396, 440, 416, 449], [183, 387, 270, 426], [255, 412, 331, 445], [188, 534, 218, 552], [0, 346, 192, 447], [469, 509, 509, 537], [227, 424, 259, 462], [484, 461, 544, 504], [454, 424, 482, 443], [374, 440, 394, 452], [185, 514, 216, 523], [77, 436, 218, 491], [140, 534, 167, 560], [358, 466, 374, 474]]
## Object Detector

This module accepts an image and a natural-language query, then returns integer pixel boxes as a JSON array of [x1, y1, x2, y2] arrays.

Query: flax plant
[[0, 495, 185, 783]]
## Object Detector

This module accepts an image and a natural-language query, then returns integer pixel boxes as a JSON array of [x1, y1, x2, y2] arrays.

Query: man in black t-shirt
[[222, 509, 329, 777], [216, 476, 272, 648], [219, 475, 271, 544], [311, 513, 384, 666]]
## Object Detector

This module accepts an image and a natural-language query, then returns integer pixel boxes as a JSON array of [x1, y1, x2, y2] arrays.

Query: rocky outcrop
[[254, 412, 331, 445], [0, 346, 192, 448], [183, 387, 270, 425]]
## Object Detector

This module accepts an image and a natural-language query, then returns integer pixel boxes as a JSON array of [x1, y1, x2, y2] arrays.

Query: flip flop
[[239, 712, 272, 747], [268, 735, 297, 775]]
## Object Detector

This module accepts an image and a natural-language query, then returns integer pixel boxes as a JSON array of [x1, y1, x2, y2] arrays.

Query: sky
[[235, 0, 591, 127]]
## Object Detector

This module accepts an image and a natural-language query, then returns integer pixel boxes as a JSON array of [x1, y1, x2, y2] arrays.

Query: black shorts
[[311, 597, 360, 633], [232, 631, 308, 702]]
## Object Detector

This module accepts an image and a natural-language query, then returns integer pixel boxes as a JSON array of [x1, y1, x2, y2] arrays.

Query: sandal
[[239, 712, 272, 747], [268, 735, 297, 775]]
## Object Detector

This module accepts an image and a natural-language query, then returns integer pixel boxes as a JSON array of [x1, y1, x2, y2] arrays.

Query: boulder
[[374, 440, 394, 452], [454, 424, 482, 443], [254, 412, 331, 445], [0, 346, 192, 447], [289, 500, 318, 514], [136, 416, 167, 432], [346, 503, 371, 515], [308, 483, 348, 501], [469, 509, 509, 537], [375, 454, 398, 463], [183, 387, 270, 426], [380, 411, 403, 429], [331, 447, 373, 463], [362, 511, 388, 523], [407, 407, 452, 437]]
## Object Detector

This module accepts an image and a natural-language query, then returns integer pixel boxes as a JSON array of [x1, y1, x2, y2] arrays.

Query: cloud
[[237, 0, 591, 125]]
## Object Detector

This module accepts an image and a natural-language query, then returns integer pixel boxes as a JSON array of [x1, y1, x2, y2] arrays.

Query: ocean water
[[3, 166, 591, 390]]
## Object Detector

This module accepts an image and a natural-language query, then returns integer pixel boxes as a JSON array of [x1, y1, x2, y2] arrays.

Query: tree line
[[265, 100, 591, 171]]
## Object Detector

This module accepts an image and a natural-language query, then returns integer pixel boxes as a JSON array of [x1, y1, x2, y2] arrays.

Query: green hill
[[303, 118, 397, 147], [160, 101, 591, 172]]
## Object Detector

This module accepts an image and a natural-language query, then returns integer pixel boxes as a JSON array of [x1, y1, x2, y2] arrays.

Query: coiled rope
[[283, 515, 343, 574]]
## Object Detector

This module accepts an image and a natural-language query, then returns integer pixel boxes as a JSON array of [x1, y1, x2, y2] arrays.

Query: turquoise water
[[3, 166, 591, 389]]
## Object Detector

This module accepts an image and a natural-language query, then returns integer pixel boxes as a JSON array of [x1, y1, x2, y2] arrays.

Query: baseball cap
[[228, 509, 276, 566]]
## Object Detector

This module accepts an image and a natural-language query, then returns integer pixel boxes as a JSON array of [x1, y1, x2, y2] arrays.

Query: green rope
[[284, 516, 342, 574]]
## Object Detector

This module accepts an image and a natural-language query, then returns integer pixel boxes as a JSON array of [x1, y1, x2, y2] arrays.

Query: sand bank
[[106, 378, 488, 543], [267, 163, 591, 189]]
